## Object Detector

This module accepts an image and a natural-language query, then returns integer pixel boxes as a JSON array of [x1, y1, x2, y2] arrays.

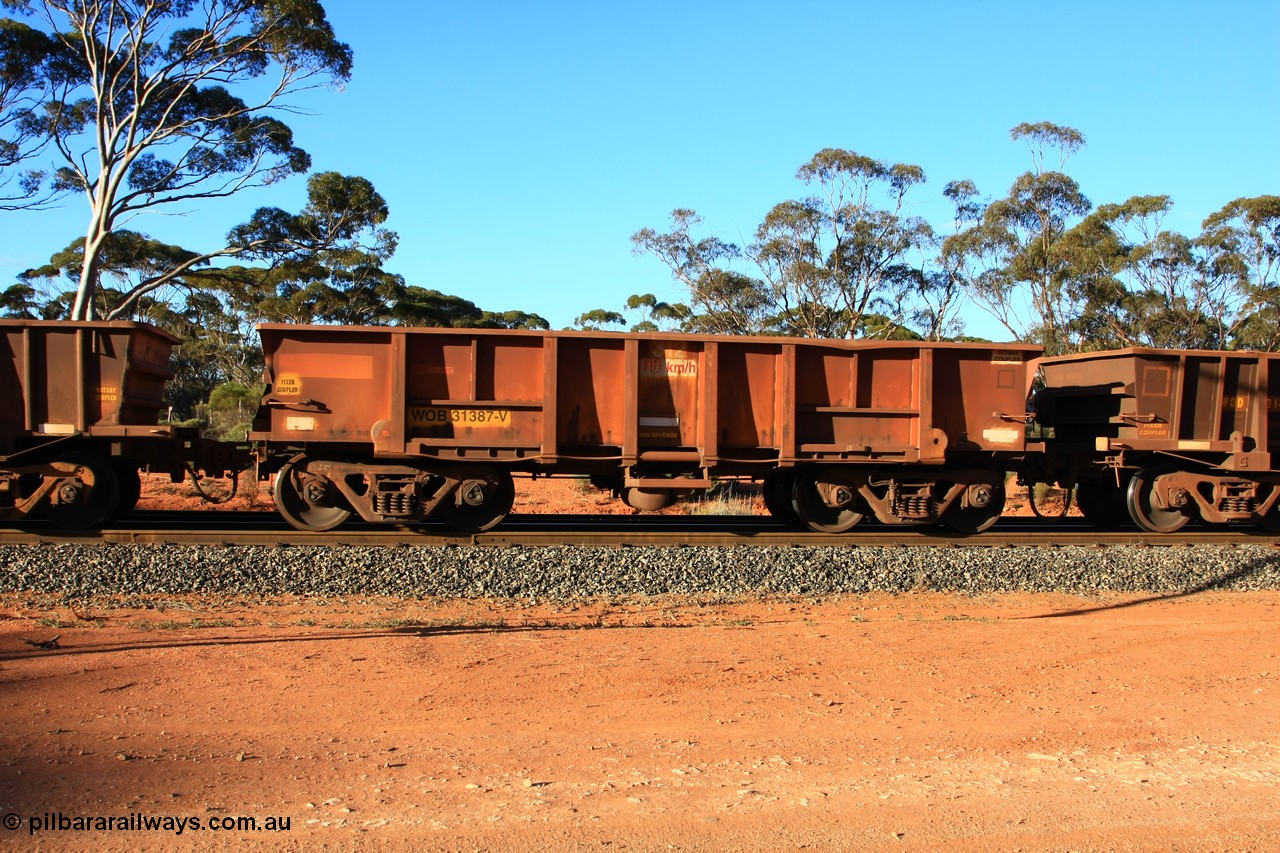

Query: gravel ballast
[[1, 543, 1278, 600]]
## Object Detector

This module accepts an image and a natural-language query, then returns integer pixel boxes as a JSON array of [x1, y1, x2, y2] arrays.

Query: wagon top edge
[[252, 323, 1043, 353], [1041, 346, 1280, 364], [0, 318, 181, 344]]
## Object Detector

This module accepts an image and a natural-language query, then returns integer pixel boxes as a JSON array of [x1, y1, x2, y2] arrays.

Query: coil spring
[[374, 492, 417, 516], [892, 495, 933, 518], [1219, 497, 1255, 514]]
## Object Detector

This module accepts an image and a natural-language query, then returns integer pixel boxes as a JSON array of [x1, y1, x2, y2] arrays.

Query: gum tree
[[1, 0, 352, 318]]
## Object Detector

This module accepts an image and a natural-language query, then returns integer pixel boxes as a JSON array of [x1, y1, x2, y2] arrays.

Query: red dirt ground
[[0, 590, 1276, 851], [5, 476, 1258, 851]]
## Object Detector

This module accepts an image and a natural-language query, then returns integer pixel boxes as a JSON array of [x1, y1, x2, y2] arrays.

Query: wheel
[[1125, 466, 1192, 533], [941, 477, 1006, 534], [1076, 479, 1129, 526], [273, 458, 353, 532], [46, 453, 121, 530], [791, 468, 864, 534], [762, 470, 804, 528], [111, 461, 142, 518], [1254, 484, 1280, 532], [438, 470, 515, 533]]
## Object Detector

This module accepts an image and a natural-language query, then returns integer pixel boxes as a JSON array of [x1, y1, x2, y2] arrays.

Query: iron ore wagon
[[0, 320, 240, 528], [251, 325, 1042, 534], [1032, 347, 1280, 532], [5, 319, 1278, 536]]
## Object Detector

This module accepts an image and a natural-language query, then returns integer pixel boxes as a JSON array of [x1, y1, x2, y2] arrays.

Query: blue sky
[[2, 0, 1277, 338]]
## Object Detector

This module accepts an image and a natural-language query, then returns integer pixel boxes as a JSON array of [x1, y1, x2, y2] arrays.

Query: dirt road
[[1, 588, 1277, 851]]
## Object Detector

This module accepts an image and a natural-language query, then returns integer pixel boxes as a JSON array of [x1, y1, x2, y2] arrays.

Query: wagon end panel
[[0, 321, 176, 439], [930, 346, 1036, 455], [256, 326, 394, 448], [0, 328, 27, 447], [115, 325, 176, 427], [1040, 348, 1277, 472]]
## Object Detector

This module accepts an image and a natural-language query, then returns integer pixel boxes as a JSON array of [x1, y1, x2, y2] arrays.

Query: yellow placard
[[275, 374, 302, 396]]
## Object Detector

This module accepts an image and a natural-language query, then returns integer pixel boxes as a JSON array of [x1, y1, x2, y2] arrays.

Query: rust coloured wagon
[[1035, 347, 1280, 532], [251, 325, 1041, 534], [0, 320, 242, 528]]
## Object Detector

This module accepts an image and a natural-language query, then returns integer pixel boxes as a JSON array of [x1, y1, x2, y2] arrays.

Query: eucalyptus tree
[[750, 148, 933, 339], [942, 123, 1092, 353], [571, 308, 625, 331], [1196, 195, 1280, 350], [389, 286, 549, 331], [631, 209, 775, 335], [1, 0, 352, 319], [1062, 195, 1218, 350], [0, 16, 61, 207], [19, 170, 394, 323], [622, 292, 689, 333]]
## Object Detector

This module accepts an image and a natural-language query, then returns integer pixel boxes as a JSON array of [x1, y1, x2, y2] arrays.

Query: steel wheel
[[112, 461, 142, 518], [438, 470, 515, 533], [762, 470, 804, 528], [274, 458, 352, 532], [47, 453, 121, 530], [1125, 466, 1191, 533], [791, 468, 864, 534], [941, 477, 1006, 534]]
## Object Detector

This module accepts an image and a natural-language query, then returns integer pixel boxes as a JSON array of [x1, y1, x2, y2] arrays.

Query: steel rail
[[0, 512, 1276, 548]]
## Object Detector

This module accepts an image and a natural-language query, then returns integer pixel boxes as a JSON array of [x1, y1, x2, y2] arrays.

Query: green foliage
[[633, 150, 946, 340], [390, 286, 548, 330], [182, 381, 266, 441], [632, 209, 774, 334], [1, 0, 352, 318], [572, 308, 625, 331], [0, 16, 59, 207]]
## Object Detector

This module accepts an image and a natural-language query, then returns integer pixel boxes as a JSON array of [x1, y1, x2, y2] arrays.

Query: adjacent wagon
[[1034, 347, 1280, 531], [0, 320, 240, 527]]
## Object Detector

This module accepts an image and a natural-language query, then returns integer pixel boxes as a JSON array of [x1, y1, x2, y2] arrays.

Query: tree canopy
[[1, 0, 353, 318], [627, 127, 1278, 355]]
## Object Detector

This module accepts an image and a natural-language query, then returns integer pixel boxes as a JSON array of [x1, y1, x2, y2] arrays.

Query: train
[[2, 319, 1278, 535]]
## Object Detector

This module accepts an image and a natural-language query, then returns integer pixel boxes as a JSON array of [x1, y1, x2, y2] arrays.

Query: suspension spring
[[374, 491, 417, 516], [1219, 497, 1255, 515], [892, 495, 933, 518]]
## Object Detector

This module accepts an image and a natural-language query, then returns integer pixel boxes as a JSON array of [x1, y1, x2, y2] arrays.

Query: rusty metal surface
[[1039, 347, 1280, 471], [252, 325, 1042, 476], [0, 320, 177, 448]]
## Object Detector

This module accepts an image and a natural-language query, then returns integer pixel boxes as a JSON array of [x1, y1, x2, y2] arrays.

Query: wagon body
[[1038, 347, 1279, 472], [253, 325, 1039, 469], [1036, 347, 1280, 531], [252, 325, 1040, 532], [0, 319, 177, 451], [0, 320, 244, 528]]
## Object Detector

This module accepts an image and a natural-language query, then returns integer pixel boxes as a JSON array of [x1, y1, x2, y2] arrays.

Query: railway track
[[1, 512, 1276, 548]]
